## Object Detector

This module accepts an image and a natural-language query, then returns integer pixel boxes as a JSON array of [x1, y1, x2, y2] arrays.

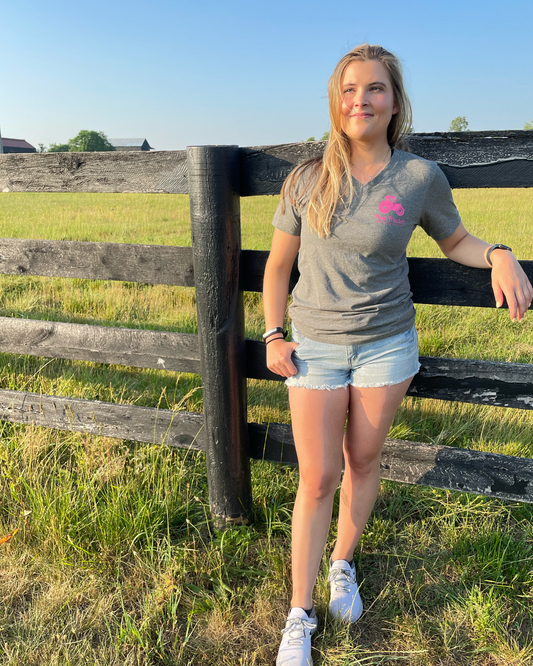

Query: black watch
[[486, 244, 512, 266]]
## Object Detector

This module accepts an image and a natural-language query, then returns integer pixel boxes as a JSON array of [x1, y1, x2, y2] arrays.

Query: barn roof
[[2, 138, 36, 150], [109, 138, 153, 148]]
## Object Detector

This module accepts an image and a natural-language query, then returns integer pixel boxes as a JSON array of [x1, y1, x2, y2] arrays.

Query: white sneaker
[[328, 558, 363, 622], [276, 606, 318, 666]]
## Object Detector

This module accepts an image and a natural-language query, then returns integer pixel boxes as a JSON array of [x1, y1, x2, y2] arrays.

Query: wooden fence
[[1, 130, 533, 526]]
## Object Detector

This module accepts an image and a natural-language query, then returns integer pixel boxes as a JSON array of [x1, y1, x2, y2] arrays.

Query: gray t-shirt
[[272, 149, 461, 345]]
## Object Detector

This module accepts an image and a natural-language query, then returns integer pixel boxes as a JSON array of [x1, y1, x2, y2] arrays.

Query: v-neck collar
[[351, 148, 397, 191]]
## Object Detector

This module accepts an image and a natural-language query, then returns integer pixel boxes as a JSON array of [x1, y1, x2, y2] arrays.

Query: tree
[[449, 116, 469, 132], [38, 143, 47, 153], [48, 143, 70, 152], [68, 130, 114, 152], [304, 132, 330, 142], [525, 120, 533, 130]]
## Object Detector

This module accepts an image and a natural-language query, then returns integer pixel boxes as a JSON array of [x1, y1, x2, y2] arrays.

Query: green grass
[[0, 189, 532, 665]]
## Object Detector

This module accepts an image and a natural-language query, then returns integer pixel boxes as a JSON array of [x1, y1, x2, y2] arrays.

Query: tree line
[[304, 117, 533, 141], [38, 130, 114, 153]]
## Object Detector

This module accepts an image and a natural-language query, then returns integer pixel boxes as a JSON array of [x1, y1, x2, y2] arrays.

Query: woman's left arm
[[436, 222, 533, 321]]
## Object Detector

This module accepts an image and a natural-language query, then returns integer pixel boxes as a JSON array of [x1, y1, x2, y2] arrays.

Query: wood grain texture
[[0, 388, 205, 449], [0, 238, 194, 286], [1, 132, 532, 194], [0, 317, 201, 373], [248, 422, 533, 503], [0, 150, 188, 193]]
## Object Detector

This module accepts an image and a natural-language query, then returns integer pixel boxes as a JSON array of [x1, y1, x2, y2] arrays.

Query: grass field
[[0, 189, 532, 665]]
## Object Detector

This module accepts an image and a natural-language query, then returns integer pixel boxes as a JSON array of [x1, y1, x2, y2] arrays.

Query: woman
[[263, 44, 532, 666]]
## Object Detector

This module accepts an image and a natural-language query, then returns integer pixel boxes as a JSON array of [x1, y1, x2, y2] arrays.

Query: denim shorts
[[285, 324, 421, 390]]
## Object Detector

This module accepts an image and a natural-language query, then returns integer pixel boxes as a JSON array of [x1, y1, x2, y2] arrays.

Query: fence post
[[187, 145, 253, 528]]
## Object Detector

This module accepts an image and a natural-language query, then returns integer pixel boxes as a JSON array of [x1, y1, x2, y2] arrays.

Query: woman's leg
[[331, 377, 413, 563], [288, 386, 350, 609]]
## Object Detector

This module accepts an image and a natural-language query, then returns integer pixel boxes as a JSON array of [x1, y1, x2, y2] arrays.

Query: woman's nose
[[353, 90, 368, 107]]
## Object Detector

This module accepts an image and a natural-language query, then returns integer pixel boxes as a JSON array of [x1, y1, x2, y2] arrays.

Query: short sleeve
[[272, 194, 302, 236], [419, 165, 462, 241]]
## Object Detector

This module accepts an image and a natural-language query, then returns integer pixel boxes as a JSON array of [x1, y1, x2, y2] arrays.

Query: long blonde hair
[[281, 44, 412, 238]]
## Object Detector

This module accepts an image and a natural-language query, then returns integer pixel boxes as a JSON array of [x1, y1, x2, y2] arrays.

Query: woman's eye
[[370, 86, 384, 92]]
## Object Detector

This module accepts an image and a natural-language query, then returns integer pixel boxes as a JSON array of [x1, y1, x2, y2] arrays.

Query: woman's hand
[[266, 338, 299, 377], [490, 250, 533, 321]]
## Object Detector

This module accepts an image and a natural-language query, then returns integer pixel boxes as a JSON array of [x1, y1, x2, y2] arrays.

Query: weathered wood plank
[[3, 241, 531, 306], [0, 388, 205, 449], [246, 340, 533, 409], [0, 238, 194, 286], [1, 132, 532, 195], [248, 422, 533, 503], [3, 317, 531, 410], [0, 150, 188, 193], [241, 252, 533, 307], [240, 131, 533, 195], [2, 386, 530, 502], [409, 357, 533, 409], [0, 317, 201, 373]]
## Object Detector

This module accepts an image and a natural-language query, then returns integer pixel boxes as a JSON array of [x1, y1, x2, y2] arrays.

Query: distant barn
[[1, 138, 36, 154], [109, 138, 153, 152]]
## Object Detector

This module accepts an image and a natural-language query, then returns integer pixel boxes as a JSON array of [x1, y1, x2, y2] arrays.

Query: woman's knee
[[298, 467, 342, 501], [343, 447, 382, 478]]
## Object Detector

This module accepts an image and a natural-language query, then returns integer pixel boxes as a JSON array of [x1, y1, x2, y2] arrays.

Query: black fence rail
[[1, 132, 533, 525]]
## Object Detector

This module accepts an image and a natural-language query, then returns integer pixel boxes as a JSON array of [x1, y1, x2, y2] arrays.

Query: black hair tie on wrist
[[265, 336, 285, 345]]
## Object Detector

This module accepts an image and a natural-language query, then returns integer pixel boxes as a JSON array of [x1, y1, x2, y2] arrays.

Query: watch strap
[[486, 244, 512, 266], [262, 326, 287, 341]]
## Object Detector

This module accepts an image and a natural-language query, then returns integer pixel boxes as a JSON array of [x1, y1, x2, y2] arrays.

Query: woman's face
[[340, 59, 398, 145]]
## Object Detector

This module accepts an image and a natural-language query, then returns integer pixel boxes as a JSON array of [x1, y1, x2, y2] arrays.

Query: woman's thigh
[[289, 386, 350, 491], [343, 377, 413, 469]]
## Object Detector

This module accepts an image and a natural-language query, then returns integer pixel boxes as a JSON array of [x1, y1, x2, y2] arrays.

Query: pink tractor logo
[[379, 195, 404, 216]]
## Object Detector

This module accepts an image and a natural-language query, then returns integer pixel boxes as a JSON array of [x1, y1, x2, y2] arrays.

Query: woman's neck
[[349, 140, 392, 184], [349, 139, 391, 167]]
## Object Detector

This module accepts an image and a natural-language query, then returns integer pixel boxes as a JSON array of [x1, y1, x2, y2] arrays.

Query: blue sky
[[2, 0, 532, 151]]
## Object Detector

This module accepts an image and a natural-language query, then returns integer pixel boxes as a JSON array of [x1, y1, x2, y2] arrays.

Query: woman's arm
[[263, 228, 301, 377], [437, 222, 533, 321]]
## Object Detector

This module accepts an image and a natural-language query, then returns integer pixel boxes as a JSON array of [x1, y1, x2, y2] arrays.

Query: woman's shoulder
[[393, 149, 444, 183]]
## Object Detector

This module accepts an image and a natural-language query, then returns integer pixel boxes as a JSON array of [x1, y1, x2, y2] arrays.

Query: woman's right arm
[[263, 228, 301, 377]]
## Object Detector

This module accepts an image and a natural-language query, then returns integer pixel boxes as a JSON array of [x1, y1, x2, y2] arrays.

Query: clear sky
[[2, 0, 532, 151]]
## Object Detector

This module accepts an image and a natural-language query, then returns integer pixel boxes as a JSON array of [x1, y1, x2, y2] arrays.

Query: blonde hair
[[281, 44, 412, 238]]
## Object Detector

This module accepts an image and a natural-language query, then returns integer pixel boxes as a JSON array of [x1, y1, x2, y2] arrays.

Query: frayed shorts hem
[[285, 364, 420, 390]]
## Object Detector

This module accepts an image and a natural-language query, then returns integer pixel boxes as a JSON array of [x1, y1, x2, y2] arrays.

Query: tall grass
[[0, 189, 532, 665]]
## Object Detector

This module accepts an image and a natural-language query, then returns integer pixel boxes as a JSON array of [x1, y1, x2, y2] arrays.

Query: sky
[[2, 0, 532, 151]]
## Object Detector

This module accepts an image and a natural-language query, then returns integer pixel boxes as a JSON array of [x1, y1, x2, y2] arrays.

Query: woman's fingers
[[492, 280, 504, 309], [266, 340, 299, 377], [492, 261, 533, 321]]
